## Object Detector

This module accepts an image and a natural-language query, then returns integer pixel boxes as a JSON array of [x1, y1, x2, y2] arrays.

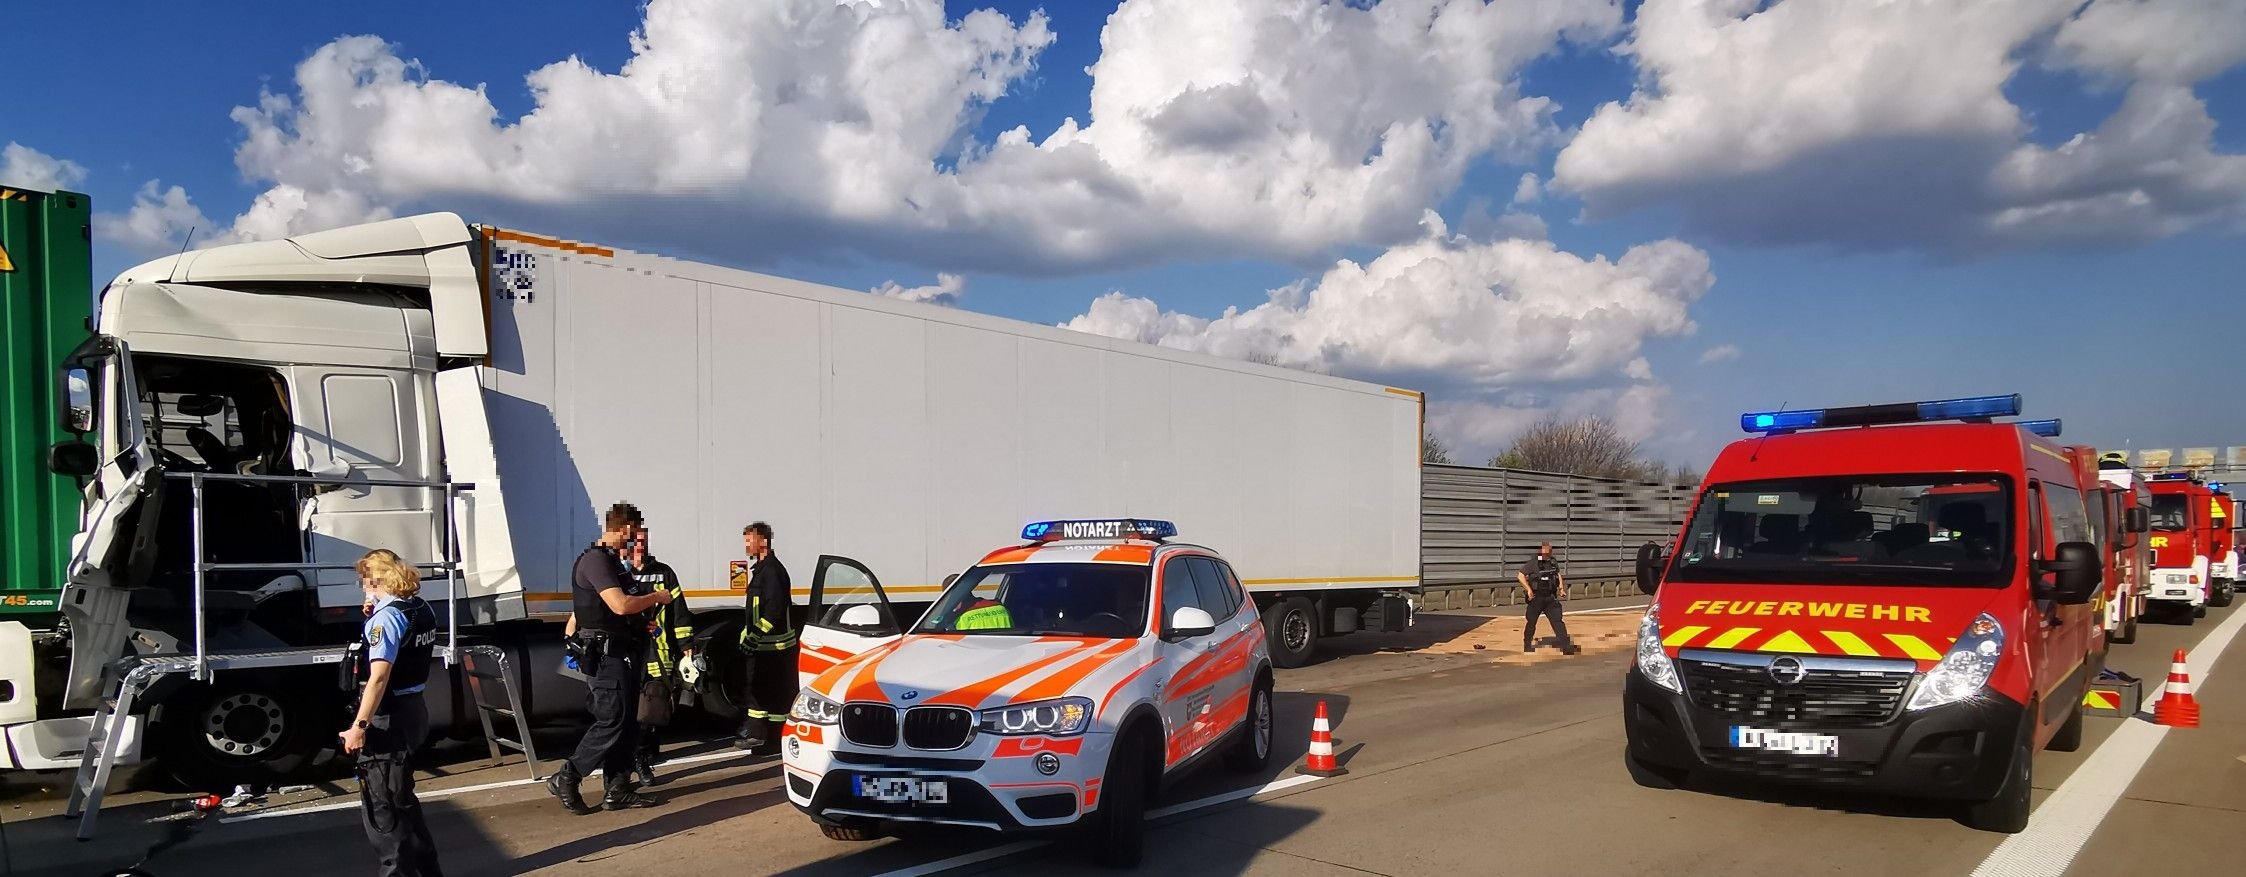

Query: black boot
[[734, 719, 768, 751], [635, 752, 659, 787], [546, 761, 596, 815], [603, 778, 659, 811]]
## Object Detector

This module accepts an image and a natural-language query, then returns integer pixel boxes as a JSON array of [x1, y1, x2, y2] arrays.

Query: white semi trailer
[[4, 214, 1423, 785]]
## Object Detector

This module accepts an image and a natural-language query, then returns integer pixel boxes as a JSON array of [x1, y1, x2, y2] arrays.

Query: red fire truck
[[2094, 452, 2153, 644], [2208, 487, 2236, 608], [1627, 395, 2103, 834], [2147, 473, 2215, 620]]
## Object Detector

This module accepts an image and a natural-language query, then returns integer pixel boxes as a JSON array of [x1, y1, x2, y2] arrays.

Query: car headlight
[[790, 690, 842, 725], [1906, 613, 2005, 711], [1636, 605, 1682, 693], [977, 697, 1094, 736]]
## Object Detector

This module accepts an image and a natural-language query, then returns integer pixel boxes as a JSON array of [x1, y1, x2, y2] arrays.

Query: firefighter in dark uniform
[[547, 502, 675, 814], [734, 521, 797, 751], [1518, 541, 1582, 655], [628, 525, 694, 785], [342, 549, 444, 877]]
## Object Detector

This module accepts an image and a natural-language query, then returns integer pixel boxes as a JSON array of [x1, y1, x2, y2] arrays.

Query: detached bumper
[[1623, 667, 2022, 800]]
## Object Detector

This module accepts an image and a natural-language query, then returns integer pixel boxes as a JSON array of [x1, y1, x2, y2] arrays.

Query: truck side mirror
[[1634, 542, 1665, 595], [2126, 507, 2149, 534], [48, 441, 97, 478], [2041, 541, 2101, 605], [59, 367, 93, 434]]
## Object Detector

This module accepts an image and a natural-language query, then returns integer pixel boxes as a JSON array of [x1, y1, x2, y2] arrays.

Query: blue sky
[[4, 0, 2243, 468]]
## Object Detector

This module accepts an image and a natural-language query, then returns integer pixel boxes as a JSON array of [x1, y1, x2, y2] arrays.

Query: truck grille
[[841, 704, 898, 748], [902, 707, 975, 751], [1680, 658, 1912, 728]]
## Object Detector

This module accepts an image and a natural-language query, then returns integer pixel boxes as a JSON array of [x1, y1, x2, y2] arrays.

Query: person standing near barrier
[[629, 525, 693, 786], [734, 521, 797, 752], [342, 549, 444, 877], [548, 503, 674, 814], [1518, 542, 1581, 655]]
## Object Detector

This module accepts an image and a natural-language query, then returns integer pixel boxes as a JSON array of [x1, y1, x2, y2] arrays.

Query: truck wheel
[[1263, 597, 1317, 669], [2194, 603, 2207, 619], [1225, 672, 1273, 773], [2109, 603, 2138, 645], [696, 621, 749, 722], [152, 678, 326, 790], [2212, 584, 2234, 608], [1084, 726, 1151, 868], [1961, 726, 2033, 834]]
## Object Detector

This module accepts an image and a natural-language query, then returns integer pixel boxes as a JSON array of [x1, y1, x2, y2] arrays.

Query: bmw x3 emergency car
[[1626, 396, 2105, 835], [782, 519, 1274, 867]]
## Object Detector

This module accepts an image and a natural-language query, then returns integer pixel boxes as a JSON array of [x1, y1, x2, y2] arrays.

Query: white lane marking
[[1970, 605, 2246, 877], [869, 773, 1329, 877], [218, 748, 758, 824]]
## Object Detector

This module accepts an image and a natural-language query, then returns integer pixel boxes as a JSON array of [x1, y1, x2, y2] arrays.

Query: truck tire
[[1961, 723, 2033, 834], [1084, 724, 1151, 869], [151, 676, 330, 790], [2212, 583, 2234, 608], [2194, 603, 2207, 619], [1225, 672, 1273, 773], [1263, 597, 1317, 669], [2109, 599, 2138, 645], [695, 620, 750, 722]]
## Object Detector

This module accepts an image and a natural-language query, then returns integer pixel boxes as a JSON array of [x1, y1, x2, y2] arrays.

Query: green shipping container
[[0, 186, 93, 618]]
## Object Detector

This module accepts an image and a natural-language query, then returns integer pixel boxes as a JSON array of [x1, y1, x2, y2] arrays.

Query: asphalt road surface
[[7, 596, 2240, 876]]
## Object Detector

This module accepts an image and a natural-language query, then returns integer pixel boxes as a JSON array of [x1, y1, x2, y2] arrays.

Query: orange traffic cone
[[2152, 648, 2201, 728], [1296, 700, 1347, 777]]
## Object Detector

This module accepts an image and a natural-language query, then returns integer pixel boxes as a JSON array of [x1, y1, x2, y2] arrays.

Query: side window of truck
[[2028, 482, 2048, 562]]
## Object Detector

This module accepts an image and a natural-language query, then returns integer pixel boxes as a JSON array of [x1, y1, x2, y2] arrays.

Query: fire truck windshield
[[2149, 494, 2191, 531], [1668, 474, 2014, 588]]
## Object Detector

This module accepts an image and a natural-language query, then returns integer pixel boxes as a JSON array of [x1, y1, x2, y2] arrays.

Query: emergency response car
[[2147, 473, 2215, 619], [781, 519, 1273, 867], [1626, 396, 2104, 834]]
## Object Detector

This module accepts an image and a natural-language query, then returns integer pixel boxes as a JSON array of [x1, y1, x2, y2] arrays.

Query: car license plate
[[855, 776, 950, 804], [1730, 726, 1840, 757]]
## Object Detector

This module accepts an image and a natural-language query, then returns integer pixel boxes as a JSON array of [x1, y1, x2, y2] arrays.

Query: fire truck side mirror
[[2043, 541, 2101, 605], [2125, 506, 2150, 534], [1634, 542, 1664, 595]]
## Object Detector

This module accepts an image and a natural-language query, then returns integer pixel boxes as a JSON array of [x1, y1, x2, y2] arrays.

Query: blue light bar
[[2214, 482, 2228, 494], [1023, 519, 1178, 542], [2152, 472, 2196, 481], [2018, 419, 2061, 437], [1739, 393, 2024, 434]]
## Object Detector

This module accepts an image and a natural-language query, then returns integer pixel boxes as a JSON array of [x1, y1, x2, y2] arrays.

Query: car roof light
[[2018, 419, 2061, 437], [1022, 519, 1178, 542], [1740, 394, 2023, 434]]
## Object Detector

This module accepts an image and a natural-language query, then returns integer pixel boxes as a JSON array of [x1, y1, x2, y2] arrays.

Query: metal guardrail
[[169, 470, 474, 681], [1419, 576, 1645, 611]]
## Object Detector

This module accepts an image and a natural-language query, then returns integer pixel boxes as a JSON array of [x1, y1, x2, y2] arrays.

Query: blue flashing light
[[1916, 394, 2022, 421], [2152, 472, 2196, 481], [2213, 482, 2228, 494], [1740, 409, 1824, 433], [2018, 419, 2061, 437], [1022, 519, 1178, 542]]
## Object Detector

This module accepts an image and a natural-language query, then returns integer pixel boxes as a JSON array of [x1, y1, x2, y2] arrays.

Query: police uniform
[[633, 555, 693, 781], [1521, 554, 1579, 654], [358, 594, 443, 877], [735, 551, 797, 748], [549, 542, 653, 812]]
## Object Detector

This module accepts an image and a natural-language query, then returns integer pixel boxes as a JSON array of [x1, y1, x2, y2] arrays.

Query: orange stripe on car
[[1014, 639, 1137, 703], [839, 639, 910, 703], [922, 642, 1098, 709], [981, 546, 1039, 565], [1092, 544, 1153, 564], [1098, 662, 1157, 720], [992, 737, 1085, 758]]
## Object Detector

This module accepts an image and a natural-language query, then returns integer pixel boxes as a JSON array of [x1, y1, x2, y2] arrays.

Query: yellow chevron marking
[[1707, 627, 1761, 650], [1756, 630, 1817, 654], [1822, 630, 1882, 657], [2082, 690, 2119, 710], [0, 243, 14, 272], [1885, 634, 1944, 662], [1662, 625, 1710, 648]]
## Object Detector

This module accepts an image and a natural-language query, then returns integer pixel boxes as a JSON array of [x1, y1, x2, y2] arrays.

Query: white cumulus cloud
[[185, 0, 1620, 273], [1551, 0, 2246, 254], [871, 272, 965, 306], [1, 143, 88, 192], [1698, 344, 1740, 364], [1059, 212, 1713, 461]]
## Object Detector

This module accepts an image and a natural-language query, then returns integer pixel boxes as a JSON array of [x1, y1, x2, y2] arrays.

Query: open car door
[[800, 555, 905, 687]]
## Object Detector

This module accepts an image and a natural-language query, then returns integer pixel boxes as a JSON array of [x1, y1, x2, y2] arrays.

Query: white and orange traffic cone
[[1296, 699, 1348, 777], [2152, 648, 2201, 729]]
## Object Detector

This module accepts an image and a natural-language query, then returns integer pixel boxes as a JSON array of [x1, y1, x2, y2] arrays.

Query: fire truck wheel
[[1263, 598, 1317, 669], [151, 678, 323, 790], [1084, 724, 1152, 868], [2048, 689, 2086, 753], [2109, 608, 2137, 645], [1961, 724, 2033, 834], [2212, 584, 2234, 608], [1225, 671, 1273, 772], [693, 621, 750, 722], [2193, 603, 2207, 619]]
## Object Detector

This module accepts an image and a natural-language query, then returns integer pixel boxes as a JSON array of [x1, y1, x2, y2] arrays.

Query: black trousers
[[1525, 595, 1573, 648], [360, 693, 443, 877], [739, 647, 799, 731], [566, 651, 642, 784]]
